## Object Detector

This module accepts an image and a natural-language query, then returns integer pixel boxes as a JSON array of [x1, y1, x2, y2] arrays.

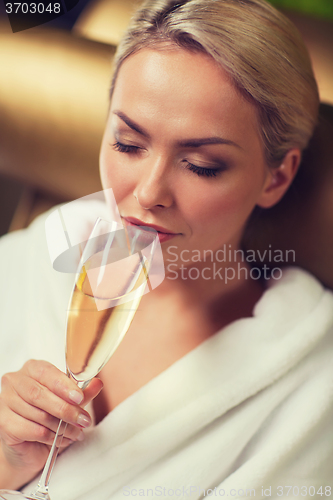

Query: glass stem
[[29, 419, 67, 500], [29, 380, 89, 500]]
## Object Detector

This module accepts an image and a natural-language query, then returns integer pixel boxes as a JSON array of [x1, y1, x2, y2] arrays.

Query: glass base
[[0, 491, 49, 500]]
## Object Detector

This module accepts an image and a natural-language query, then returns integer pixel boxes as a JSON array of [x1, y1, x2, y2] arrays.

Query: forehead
[[111, 48, 260, 146]]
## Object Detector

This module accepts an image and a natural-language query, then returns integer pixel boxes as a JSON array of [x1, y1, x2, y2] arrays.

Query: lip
[[122, 216, 180, 243]]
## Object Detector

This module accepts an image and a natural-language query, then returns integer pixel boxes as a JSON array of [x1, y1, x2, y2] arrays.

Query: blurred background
[[0, 0, 332, 286]]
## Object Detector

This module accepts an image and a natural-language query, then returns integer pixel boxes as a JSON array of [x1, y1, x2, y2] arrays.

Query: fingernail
[[69, 390, 83, 404], [77, 431, 85, 441], [77, 413, 91, 428]]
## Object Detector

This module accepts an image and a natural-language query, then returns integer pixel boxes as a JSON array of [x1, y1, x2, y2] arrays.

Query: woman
[[0, 0, 332, 498]]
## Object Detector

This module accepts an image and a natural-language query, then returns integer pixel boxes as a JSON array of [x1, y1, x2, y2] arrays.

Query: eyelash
[[113, 141, 139, 154], [185, 163, 219, 177], [112, 141, 222, 178]]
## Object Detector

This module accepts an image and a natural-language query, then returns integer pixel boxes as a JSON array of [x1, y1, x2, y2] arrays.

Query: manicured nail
[[77, 431, 85, 441], [69, 390, 83, 404], [77, 413, 91, 428]]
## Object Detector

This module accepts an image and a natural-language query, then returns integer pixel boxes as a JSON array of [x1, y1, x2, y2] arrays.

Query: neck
[[149, 250, 265, 326]]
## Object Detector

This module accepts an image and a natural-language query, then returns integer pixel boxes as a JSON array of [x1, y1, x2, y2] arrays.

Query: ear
[[257, 148, 301, 209]]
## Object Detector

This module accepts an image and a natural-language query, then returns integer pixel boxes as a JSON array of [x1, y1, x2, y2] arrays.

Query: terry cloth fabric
[[0, 211, 332, 500]]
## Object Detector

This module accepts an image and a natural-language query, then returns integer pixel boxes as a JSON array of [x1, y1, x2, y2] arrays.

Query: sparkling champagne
[[66, 250, 148, 383]]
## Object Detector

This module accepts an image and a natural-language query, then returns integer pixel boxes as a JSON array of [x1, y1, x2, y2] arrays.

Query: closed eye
[[112, 141, 140, 154], [184, 161, 223, 178], [112, 141, 224, 178]]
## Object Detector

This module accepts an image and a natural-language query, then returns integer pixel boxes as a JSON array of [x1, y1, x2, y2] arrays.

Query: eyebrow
[[113, 110, 242, 149], [114, 111, 150, 138]]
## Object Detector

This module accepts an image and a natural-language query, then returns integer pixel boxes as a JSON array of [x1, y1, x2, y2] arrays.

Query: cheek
[[100, 147, 133, 204], [187, 188, 242, 222], [182, 175, 263, 235], [99, 139, 111, 189]]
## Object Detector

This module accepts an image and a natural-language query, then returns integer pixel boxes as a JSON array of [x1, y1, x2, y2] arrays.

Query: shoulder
[[255, 266, 333, 326], [0, 198, 112, 373], [227, 268, 333, 487], [251, 265, 333, 395], [0, 210, 72, 373]]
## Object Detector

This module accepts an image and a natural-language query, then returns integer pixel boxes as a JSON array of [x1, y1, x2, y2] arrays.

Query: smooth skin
[[100, 48, 300, 270], [95, 48, 300, 417], [0, 361, 103, 490], [0, 47, 300, 490]]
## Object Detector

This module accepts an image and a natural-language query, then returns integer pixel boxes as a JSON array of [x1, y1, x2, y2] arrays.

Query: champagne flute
[[0, 218, 160, 500]]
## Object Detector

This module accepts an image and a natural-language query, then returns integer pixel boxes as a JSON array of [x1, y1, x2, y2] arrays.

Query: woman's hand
[[0, 359, 103, 490]]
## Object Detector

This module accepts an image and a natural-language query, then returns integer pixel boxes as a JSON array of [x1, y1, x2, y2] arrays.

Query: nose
[[133, 155, 174, 210]]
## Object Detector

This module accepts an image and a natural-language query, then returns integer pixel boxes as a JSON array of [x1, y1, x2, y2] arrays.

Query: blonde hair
[[110, 0, 319, 167]]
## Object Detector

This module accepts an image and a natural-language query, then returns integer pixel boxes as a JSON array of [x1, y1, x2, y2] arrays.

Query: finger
[[1, 408, 74, 447], [22, 360, 84, 405], [4, 394, 85, 442], [5, 395, 59, 432], [0, 402, 84, 449], [11, 372, 92, 429], [81, 378, 104, 406]]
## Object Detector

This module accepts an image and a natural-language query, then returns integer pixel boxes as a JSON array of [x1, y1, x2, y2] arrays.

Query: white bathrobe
[[0, 212, 332, 500]]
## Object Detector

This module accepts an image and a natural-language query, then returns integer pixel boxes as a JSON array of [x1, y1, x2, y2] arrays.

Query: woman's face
[[100, 48, 274, 263]]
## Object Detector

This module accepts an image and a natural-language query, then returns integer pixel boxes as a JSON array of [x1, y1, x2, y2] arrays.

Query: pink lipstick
[[122, 217, 180, 243]]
